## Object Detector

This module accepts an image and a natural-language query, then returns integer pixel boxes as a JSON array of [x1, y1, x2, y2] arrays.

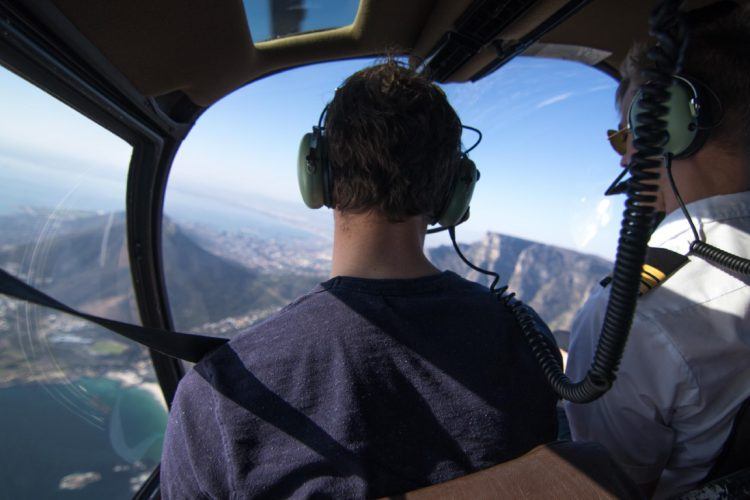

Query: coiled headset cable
[[665, 154, 750, 275], [449, 0, 691, 403], [530, 0, 686, 403]]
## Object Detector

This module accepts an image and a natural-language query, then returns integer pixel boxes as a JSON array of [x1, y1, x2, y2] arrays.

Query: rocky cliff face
[[428, 232, 612, 335]]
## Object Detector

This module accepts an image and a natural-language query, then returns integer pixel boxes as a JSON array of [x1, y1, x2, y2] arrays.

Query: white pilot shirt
[[564, 191, 750, 499]]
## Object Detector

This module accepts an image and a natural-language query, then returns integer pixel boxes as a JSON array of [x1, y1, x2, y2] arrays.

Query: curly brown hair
[[616, 2, 750, 156], [324, 59, 462, 222]]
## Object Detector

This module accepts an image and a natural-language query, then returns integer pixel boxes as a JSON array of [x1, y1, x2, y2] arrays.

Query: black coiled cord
[[449, 229, 570, 390], [665, 154, 750, 275], [501, 0, 686, 403], [691, 242, 750, 274]]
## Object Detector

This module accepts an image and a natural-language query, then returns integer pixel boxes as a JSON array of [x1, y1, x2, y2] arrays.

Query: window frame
[[0, 3, 201, 498]]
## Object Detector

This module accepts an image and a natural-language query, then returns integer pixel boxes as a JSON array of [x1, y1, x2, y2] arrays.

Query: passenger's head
[[614, 2, 750, 212], [325, 59, 462, 223]]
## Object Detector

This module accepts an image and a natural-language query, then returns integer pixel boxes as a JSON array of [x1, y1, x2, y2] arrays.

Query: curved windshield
[[163, 57, 621, 357]]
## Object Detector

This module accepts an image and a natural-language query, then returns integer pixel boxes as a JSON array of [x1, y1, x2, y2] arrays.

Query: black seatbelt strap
[[0, 268, 227, 363]]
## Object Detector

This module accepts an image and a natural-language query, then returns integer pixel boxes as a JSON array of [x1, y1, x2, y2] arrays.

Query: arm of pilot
[[161, 369, 230, 499], [563, 290, 700, 493]]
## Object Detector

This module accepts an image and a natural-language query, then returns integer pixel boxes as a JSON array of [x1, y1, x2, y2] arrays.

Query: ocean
[[0, 377, 167, 500]]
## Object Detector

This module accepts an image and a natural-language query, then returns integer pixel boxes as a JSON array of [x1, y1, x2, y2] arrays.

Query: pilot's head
[[612, 2, 750, 214], [324, 59, 463, 224]]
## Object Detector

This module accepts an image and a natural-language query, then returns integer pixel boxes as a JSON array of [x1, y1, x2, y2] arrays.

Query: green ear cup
[[438, 157, 478, 227], [629, 76, 701, 158], [298, 132, 327, 209]]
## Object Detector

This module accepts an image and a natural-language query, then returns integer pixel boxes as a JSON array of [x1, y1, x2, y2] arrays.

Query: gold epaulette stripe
[[640, 273, 659, 289], [600, 247, 689, 296], [638, 264, 668, 296], [642, 264, 667, 282]]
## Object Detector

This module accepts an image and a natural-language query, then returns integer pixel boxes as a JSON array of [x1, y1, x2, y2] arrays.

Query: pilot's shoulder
[[599, 246, 689, 300], [598, 243, 747, 322]]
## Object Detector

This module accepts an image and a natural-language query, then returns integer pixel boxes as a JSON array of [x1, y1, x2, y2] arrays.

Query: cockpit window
[[0, 66, 166, 498], [244, 0, 360, 44], [163, 56, 620, 361]]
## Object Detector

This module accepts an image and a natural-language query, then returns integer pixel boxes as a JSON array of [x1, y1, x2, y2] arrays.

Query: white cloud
[[586, 83, 616, 93], [535, 92, 573, 109], [574, 198, 613, 249]]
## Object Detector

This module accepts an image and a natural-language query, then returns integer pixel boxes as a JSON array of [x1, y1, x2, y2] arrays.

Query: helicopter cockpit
[[0, 0, 748, 498]]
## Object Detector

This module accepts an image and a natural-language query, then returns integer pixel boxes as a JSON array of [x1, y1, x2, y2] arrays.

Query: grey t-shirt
[[161, 271, 558, 499]]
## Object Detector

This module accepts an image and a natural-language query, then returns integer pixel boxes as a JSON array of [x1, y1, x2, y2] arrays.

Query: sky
[[243, 0, 360, 43], [0, 54, 625, 259]]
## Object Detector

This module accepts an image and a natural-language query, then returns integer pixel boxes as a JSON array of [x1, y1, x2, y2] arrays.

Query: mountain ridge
[[428, 231, 612, 333], [0, 210, 613, 337]]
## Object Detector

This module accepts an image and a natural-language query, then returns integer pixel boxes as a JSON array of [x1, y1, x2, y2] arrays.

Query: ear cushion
[[297, 131, 327, 209], [629, 76, 706, 159], [438, 157, 478, 227]]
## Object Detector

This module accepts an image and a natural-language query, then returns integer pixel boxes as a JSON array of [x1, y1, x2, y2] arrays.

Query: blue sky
[[243, 0, 360, 43], [0, 55, 624, 259]]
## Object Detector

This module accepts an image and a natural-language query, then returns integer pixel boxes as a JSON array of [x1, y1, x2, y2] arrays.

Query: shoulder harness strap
[[0, 267, 227, 363]]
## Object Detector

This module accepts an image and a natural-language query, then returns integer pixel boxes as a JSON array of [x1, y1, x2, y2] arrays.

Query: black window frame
[[0, 2, 202, 497]]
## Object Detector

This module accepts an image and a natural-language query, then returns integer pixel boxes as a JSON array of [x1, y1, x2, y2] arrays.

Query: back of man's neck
[[664, 148, 750, 215], [330, 211, 440, 280]]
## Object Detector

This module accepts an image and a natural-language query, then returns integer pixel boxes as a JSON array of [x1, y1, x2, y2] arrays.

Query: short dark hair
[[325, 59, 462, 221], [616, 3, 750, 156]]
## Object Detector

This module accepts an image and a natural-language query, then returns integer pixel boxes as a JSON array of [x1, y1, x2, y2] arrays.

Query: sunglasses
[[606, 124, 630, 155]]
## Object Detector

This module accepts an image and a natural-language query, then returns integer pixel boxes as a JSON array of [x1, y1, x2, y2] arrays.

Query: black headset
[[297, 105, 482, 229]]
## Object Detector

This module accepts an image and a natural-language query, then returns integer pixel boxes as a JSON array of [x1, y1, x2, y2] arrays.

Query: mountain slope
[[428, 233, 612, 333], [161, 219, 320, 330], [0, 213, 320, 331]]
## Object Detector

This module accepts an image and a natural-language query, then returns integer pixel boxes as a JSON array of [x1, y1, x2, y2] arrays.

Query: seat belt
[[0, 268, 227, 363]]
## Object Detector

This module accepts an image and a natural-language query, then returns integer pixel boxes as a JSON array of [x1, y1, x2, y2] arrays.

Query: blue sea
[[0, 377, 167, 500]]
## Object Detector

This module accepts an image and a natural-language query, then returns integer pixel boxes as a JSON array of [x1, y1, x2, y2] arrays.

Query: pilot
[[565, 3, 750, 498], [160, 59, 558, 498]]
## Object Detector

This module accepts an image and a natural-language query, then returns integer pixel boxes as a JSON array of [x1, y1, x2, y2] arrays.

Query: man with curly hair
[[161, 60, 558, 498]]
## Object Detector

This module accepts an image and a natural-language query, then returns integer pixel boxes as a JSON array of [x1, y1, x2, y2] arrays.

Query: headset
[[605, 74, 722, 196], [297, 105, 482, 229], [616, 66, 750, 277], [629, 74, 721, 159], [631, 73, 749, 275]]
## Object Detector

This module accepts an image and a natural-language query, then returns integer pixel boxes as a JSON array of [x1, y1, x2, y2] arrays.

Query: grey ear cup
[[438, 157, 479, 227], [297, 128, 332, 209], [297, 132, 325, 209], [629, 75, 712, 159]]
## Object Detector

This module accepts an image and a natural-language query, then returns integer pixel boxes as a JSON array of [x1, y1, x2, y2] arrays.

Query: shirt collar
[[649, 191, 750, 252]]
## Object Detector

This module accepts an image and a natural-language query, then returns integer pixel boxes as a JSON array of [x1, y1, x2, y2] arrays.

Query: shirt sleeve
[[160, 369, 230, 500], [563, 289, 700, 486]]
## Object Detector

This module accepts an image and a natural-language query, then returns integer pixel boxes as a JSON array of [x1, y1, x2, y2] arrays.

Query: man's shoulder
[[214, 285, 332, 359], [229, 271, 499, 331], [569, 240, 750, 385], [200, 271, 516, 370], [576, 244, 748, 326], [640, 204, 750, 316]]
